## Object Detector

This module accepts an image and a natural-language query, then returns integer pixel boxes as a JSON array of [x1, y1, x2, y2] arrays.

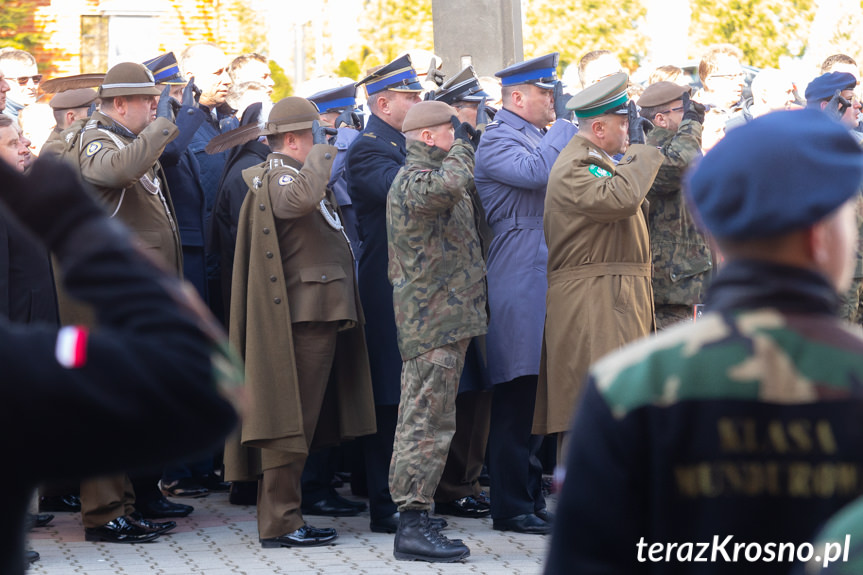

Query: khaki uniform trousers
[[256, 321, 338, 539]]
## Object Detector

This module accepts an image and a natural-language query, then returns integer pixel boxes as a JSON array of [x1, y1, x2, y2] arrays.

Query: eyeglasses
[[15, 75, 42, 86], [710, 73, 744, 80], [658, 106, 684, 115]]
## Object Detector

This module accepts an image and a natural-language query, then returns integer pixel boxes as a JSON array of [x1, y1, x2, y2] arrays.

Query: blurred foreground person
[[546, 109, 863, 575], [0, 157, 238, 575]]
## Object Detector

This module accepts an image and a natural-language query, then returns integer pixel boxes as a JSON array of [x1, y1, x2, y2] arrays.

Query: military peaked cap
[[358, 54, 422, 96], [566, 72, 629, 118], [688, 108, 863, 240], [142, 52, 186, 85], [434, 66, 490, 104]]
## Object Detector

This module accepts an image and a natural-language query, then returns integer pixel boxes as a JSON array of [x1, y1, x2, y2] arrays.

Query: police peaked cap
[[687, 108, 863, 240], [308, 83, 358, 114], [495, 53, 559, 89], [99, 62, 162, 98], [358, 54, 422, 96], [434, 66, 490, 104], [805, 72, 857, 105]]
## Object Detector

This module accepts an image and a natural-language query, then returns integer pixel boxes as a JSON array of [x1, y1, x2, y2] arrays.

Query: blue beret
[[687, 108, 863, 240], [805, 72, 857, 105]]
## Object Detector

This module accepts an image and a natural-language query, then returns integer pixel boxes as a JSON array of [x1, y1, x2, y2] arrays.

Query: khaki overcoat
[[534, 135, 663, 435], [224, 149, 376, 482]]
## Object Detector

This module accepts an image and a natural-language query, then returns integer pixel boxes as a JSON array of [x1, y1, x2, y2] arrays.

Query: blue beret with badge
[[142, 52, 186, 85], [308, 83, 357, 114], [805, 72, 857, 105], [495, 53, 559, 89], [357, 54, 422, 96], [687, 108, 863, 240]]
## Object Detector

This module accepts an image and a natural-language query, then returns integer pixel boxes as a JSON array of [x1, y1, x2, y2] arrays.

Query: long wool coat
[[534, 135, 663, 435]]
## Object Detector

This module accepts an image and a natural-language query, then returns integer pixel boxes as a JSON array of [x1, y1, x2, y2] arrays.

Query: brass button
[[273, 297, 281, 304], [259, 204, 265, 211], [270, 276, 277, 282], [266, 251, 273, 259], [263, 228, 270, 235]]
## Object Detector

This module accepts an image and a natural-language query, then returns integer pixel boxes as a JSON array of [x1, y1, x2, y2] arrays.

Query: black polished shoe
[[84, 515, 161, 543], [301, 496, 363, 517], [28, 513, 54, 529], [260, 524, 338, 548], [492, 513, 552, 534], [535, 508, 554, 524], [475, 490, 490, 506], [330, 492, 367, 512], [26, 549, 39, 564], [229, 481, 257, 505], [435, 495, 490, 518], [127, 512, 176, 535], [138, 496, 194, 519], [197, 474, 231, 492], [40, 494, 81, 512], [371, 512, 448, 534]]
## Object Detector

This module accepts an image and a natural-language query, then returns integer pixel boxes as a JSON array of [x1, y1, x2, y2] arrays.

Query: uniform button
[[671, 273, 678, 280], [321, 274, 327, 280], [266, 251, 273, 259], [324, 153, 332, 160], [270, 275, 277, 282], [162, 129, 170, 136], [708, 261, 713, 267], [259, 204, 266, 211], [263, 227, 270, 234], [450, 288, 456, 294], [273, 297, 281, 304], [187, 109, 195, 115]]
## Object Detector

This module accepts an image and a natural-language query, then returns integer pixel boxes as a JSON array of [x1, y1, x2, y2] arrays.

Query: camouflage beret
[[638, 81, 691, 109], [687, 108, 863, 240], [401, 101, 456, 132], [49, 88, 97, 110]]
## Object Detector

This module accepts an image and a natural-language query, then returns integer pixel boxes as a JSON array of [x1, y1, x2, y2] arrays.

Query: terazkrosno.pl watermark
[[636, 535, 851, 568]]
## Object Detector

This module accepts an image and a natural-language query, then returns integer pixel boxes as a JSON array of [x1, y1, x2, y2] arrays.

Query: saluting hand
[[553, 81, 574, 122], [451, 115, 480, 150], [681, 92, 706, 124], [627, 100, 653, 145], [312, 120, 338, 145]]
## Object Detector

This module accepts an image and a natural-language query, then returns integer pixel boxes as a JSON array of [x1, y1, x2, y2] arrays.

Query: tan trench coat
[[224, 151, 376, 482], [534, 135, 663, 435]]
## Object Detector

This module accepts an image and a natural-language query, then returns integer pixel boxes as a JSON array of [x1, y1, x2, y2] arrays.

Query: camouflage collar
[[406, 139, 449, 168]]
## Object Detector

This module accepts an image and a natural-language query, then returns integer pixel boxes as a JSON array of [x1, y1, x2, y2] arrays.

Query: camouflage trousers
[[389, 338, 470, 512], [655, 304, 694, 330]]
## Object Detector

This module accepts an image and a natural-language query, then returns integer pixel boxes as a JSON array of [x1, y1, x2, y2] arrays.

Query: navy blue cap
[[357, 55, 422, 96], [434, 66, 490, 104], [805, 72, 857, 105], [688, 108, 863, 240], [142, 52, 185, 85], [495, 53, 559, 89], [308, 83, 357, 113]]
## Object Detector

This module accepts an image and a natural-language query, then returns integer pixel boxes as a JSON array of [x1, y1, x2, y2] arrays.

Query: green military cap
[[260, 96, 320, 135], [401, 100, 457, 132], [638, 81, 691, 109], [566, 72, 629, 119], [49, 87, 97, 110], [99, 62, 162, 98]]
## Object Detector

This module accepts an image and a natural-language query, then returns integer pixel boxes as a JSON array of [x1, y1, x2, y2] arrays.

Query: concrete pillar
[[431, 0, 524, 77]]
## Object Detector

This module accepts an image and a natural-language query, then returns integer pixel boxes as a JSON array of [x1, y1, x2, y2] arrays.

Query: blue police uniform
[[473, 53, 578, 529]]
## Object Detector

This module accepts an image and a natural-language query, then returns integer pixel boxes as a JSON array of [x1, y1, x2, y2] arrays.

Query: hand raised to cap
[[312, 120, 338, 145], [156, 84, 176, 122], [553, 81, 574, 122], [427, 58, 445, 87], [681, 92, 706, 124], [334, 108, 362, 130], [182, 76, 198, 109], [827, 89, 852, 122], [451, 115, 480, 150], [476, 96, 490, 127], [627, 100, 653, 145]]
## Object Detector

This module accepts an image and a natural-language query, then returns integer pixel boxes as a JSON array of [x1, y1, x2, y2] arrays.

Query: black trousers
[[487, 375, 545, 519], [362, 403, 398, 521]]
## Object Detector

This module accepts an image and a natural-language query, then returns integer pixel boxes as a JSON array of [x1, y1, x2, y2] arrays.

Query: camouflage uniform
[[386, 139, 488, 511], [839, 193, 863, 325], [545, 260, 863, 575], [645, 118, 714, 329]]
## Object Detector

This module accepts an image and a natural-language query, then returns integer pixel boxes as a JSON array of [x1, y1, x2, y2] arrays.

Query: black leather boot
[[393, 510, 469, 563]]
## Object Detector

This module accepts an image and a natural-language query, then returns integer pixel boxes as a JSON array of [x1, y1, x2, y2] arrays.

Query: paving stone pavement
[[27, 489, 553, 574]]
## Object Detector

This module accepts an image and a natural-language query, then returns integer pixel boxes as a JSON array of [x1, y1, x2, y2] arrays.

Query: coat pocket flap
[[300, 265, 346, 284]]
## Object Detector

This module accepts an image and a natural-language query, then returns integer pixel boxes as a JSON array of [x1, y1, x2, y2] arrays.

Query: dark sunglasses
[[15, 75, 42, 86]]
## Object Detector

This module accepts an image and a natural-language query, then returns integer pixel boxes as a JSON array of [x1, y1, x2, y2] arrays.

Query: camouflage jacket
[[645, 119, 714, 308], [546, 260, 863, 575], [386, 139, 488, 361]]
